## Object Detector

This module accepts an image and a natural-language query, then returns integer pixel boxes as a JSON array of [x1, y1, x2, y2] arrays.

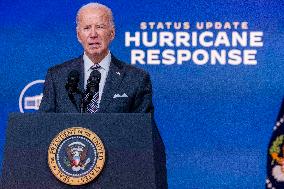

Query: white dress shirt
[[83, 52, 111, 104]]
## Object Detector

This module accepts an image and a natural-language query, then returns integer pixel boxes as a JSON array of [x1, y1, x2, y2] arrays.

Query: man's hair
[[76, 2, 114, 28]]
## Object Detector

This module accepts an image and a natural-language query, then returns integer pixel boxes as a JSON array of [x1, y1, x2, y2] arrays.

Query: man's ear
[[110, 27, 115, 41]]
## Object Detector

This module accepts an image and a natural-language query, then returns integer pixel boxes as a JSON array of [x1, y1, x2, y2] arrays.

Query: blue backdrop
[[1, 0, 283, 188]]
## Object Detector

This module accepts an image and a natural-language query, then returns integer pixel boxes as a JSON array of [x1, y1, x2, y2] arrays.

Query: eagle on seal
[[65, 142, 90, 172]]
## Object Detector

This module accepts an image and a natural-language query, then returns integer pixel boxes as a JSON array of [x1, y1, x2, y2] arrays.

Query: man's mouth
[[88, 42, 101, 48]]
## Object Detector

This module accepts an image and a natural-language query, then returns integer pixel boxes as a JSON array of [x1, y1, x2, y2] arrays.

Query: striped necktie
[[85, 64, 101, 113]]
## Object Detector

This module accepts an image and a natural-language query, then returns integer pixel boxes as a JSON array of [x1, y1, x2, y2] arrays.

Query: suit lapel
[[98, 55, 125, 112]]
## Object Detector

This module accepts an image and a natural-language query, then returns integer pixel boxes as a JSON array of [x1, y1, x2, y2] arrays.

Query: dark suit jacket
[[39, 54, 154, 114], [39, 54, 168, 188]]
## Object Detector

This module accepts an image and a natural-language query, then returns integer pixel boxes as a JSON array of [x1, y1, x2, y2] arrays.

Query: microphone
[[82, 70, 101, 112], [86, 70, 101, 95], [65, 70, 81, 112], [65, 70, 80, 94]]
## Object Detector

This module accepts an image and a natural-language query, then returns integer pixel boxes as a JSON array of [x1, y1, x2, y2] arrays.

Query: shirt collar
[[83, 51, 111, 72]]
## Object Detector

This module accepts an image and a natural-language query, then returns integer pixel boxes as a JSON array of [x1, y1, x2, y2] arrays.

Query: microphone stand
[[80, 91, 85, 113]]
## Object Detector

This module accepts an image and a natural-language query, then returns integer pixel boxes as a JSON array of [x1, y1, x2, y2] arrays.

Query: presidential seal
[[48, 127, 105, 185]]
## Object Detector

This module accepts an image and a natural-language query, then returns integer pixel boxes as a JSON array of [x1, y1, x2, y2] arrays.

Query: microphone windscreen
[[68, 70, 80, 83], [68, 70, 80, 81], [89, 70, 101, 84]]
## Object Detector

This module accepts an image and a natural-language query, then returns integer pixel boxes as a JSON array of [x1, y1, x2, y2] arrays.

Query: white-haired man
[[40, 3, 153, 114]]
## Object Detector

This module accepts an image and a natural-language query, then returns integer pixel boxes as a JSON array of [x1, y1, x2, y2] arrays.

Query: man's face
[[77, 8, 115, 60]]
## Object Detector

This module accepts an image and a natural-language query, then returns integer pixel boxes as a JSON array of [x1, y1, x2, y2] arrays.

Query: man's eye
[[97, 25, 105, 29]]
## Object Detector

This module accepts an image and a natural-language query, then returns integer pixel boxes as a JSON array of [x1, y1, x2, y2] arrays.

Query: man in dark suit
[[39, 3, 152, 114], [39, 53, 154, 114], [39, 2, 167, 188]]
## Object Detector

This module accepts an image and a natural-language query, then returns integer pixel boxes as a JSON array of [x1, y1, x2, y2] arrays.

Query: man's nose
[[90, 27, 98, 38]]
